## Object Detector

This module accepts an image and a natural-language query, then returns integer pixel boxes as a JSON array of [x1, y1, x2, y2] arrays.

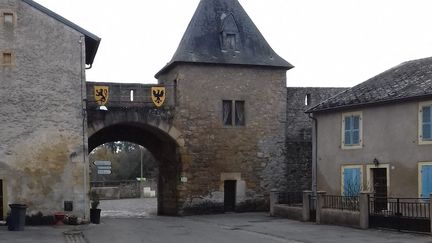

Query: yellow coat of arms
[[94, 86, 109, 106], [151, 87, 166, 107]]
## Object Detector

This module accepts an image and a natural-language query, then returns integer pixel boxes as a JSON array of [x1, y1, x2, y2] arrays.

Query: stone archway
[[88, 121, 181, 215]]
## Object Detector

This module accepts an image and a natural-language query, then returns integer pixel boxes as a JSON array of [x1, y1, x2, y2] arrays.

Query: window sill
[[341, 144, 363, 150], [419, 140, 432, 145]]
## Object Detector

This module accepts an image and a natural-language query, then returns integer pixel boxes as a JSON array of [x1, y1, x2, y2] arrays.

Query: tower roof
[[155, 0, 293, 78]]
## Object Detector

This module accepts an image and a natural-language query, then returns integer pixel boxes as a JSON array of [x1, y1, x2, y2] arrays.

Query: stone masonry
[[285, 88, 346, 192], [0, 0, 99, 220]]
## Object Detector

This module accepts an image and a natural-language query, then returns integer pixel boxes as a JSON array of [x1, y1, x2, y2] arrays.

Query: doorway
[[372, 168, 388, 211], [224, 180, 236, 212]]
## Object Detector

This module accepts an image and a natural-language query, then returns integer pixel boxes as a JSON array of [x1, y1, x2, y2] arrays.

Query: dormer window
[[224, 33, 237, 50], [220, 13, 240, 51]]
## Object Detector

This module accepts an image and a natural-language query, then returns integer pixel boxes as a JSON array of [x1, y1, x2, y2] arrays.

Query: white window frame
[[365, 164, 390, 195], [418, 162, 432, 198], [341, 165, 363, 196], [419, 101, 432, 145], [341, 111, 363, 150]]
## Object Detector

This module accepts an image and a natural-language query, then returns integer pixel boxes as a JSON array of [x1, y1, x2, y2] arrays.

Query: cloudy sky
[[35, 0, 432, 87]]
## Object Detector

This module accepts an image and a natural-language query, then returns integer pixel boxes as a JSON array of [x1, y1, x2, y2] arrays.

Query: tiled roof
[[155, 0, 293, 78], [307, 57, 432, 113]]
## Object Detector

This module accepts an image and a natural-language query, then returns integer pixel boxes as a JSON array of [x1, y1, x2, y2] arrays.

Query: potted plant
[[89, 191, 101, 224]]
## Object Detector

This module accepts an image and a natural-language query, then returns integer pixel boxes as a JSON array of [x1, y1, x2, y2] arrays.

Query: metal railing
[[369, 197, 430, 219], [277, 192, 303, 206], [323, 195, 360, 211]]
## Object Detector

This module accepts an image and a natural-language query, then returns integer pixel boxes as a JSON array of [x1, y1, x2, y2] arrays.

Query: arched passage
[[88, 122, 181, 215]]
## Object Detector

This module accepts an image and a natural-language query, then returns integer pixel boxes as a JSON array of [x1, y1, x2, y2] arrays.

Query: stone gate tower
[[156, 0, 293, 213]]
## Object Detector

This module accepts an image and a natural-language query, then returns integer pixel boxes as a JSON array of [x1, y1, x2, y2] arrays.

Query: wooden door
[[373, 168, 387, 211], [224, 180, 236, 212]]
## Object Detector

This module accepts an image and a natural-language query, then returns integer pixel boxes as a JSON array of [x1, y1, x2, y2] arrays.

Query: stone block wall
[[159, 63, 287, 213], [285, 88, 346, 192], [0, 0, 88, 218]]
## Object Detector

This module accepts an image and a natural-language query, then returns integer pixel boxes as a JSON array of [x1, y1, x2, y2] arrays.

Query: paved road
[[83, 213, 432, 243], [1, 210, 432, 242]]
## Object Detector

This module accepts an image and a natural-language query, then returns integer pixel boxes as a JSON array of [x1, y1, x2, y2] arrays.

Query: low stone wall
[[273, 205, 303, 221], [118, 183, 140, 199], [320, 209, 360, 228], [91, 187, 120, 200]]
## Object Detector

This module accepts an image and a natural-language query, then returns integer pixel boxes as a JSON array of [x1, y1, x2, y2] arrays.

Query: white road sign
[[97, 170, 112, 175], [94, 161, 111, 166]]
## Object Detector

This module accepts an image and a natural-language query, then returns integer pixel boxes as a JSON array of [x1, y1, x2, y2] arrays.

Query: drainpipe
[[308, 113, 318, 195], [79, 35, 88, 219]]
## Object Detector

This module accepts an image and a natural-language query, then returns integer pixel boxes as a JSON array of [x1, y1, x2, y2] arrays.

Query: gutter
[[308, 113, 318, 195], [306, 93, 432, 114]]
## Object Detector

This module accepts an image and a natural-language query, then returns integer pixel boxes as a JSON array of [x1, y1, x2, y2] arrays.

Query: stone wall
[[0, 0, 88, 218], [285, 88, 346, 192], [159, 63, 287, 213]]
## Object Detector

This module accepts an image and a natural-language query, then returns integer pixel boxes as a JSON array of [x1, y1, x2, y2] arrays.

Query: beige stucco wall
[[158, 63, 287, 212], [0, 0, 88, 218], [315, 100, 432, 198]]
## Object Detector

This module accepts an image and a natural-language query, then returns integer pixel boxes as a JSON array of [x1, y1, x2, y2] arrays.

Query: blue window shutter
[[421, 165, 432, 198], [345, 116, 352, 131], [423, 106, 432, 140], [344, 131, 351, 145], [353, 116, 360, 130], [352, 131, 360, 144], [344, 116, 352, 145], [424, 124, 432, 140], [343, 168, 361, 196], [423, 106, 431, 123]]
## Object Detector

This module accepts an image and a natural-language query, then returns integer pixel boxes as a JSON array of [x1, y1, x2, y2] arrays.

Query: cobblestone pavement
[[99, 198, 157, 218]]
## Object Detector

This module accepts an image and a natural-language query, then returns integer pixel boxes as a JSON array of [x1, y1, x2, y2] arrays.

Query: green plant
[[90, 191, 100, 209]]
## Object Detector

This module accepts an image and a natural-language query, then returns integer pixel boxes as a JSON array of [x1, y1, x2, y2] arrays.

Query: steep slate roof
[[22, 0, 101, 65], [155, 0, 293, 78], [307, 57, 432, 113]]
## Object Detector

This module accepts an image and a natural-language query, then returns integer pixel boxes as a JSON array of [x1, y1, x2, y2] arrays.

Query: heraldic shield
[[94, 86, 109, 106], [151, 87, 166, 107]]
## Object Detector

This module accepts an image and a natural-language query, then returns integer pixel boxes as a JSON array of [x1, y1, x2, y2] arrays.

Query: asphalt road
[[1, 199, 431, 243], [83, 213, 432, 243]]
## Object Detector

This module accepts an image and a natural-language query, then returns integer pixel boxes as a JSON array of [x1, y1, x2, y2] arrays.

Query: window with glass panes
[[223, 100, 245, 126]]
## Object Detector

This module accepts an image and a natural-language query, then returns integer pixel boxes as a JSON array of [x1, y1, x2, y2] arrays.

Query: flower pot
[[90, 208, 101, 224]]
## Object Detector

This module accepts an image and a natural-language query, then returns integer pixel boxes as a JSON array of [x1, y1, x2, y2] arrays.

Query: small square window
[[4, 13, 13, 24], [2, 53, 12, 65]]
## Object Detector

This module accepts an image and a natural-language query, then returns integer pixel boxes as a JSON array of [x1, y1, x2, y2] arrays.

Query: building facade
[[156, 0, 294, 213], [308, 57, 432, 199], [0, 0, 99, 220]]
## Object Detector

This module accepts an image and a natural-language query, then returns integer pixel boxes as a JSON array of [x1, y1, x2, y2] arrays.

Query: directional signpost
[[94, 161, 112, 175]]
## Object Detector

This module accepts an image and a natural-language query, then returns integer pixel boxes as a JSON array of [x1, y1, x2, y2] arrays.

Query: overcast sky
[[35, 0, 432, 87]]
